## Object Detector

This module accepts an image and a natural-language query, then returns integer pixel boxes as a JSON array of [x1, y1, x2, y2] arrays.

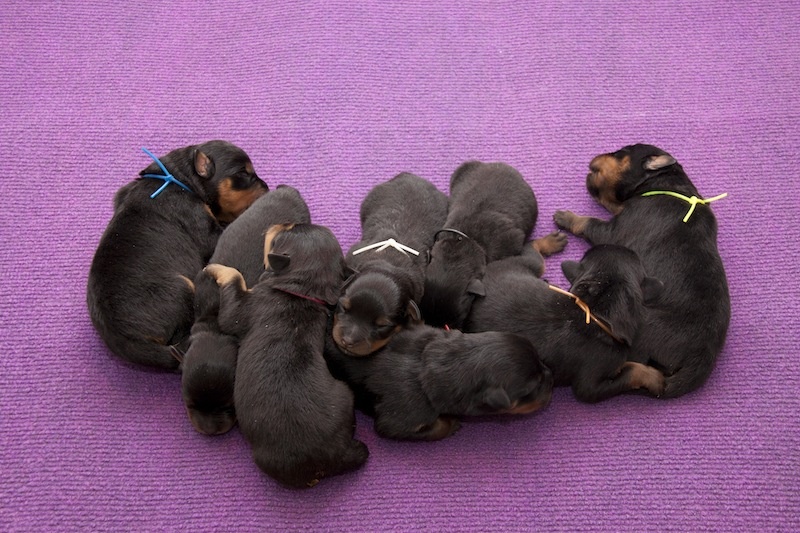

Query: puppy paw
[[625, 362, 666, 397], [204, 264, 246, 290], [553, 210, 580, 234], [532, 231, 568, 256]]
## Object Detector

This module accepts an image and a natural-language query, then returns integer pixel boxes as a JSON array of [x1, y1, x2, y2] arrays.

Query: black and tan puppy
[[421, 160, 565, 329], [209, 184, 311, 286], [554, 144, 730, 398], [332, 172, 448, 356], [465, 245, 666, 403], [87, 141, 267, 370], [175, 269, 238, 435], [325, 320, 553, 441], [206, 223, 368, 488]]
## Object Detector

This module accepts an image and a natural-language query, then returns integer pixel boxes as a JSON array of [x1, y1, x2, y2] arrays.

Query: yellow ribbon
[[641, 190, 728, 223]]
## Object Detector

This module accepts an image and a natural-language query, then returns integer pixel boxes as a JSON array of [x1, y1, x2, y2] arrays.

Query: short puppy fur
[[325, 320, 553, 441], [421, 160, 561, 329], [465, 245, 666, 403], [176, 269, 238, 435], [333, 172, 448, 356], [209, 184, 311, 286], [206, 223, 368, 488], [87, 141, 267, 370], [554, 144, 730, 398]]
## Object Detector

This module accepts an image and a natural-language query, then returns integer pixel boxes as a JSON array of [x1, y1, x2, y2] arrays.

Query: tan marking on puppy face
[[587, 154, 631, 215], [178, 275, 195, 292], [204, 263, 246, 291], [216, 177, 267, 224], [263, 223, 296, 268], [331, 312, 400, 357]]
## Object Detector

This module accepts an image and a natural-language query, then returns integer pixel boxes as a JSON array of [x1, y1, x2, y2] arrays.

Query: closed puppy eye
[[374, 317, 393, 328]]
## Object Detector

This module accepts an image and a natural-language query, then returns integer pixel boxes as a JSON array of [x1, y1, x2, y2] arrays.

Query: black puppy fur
[[209, 185, 311, 286], [464, 245, 666, 403], [87, 141, 267, 370], [325, 320, 553, 441], [206, 223, 368, 488], [421, 160, 564, 329], [176, 269, 238, 435], [333, 173, 448, 356], [554, 144, 730, 398]]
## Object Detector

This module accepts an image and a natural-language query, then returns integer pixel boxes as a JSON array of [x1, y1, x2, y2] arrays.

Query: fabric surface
[[2, 2, 798, 531]]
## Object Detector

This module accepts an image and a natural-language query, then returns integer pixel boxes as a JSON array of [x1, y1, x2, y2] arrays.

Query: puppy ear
[[193, 149, 215, 178], [482, 387, 512, 411], [405, 300, 423, 324], [267, 253, 291, 273], [597, 311, 637, 346], [466, 279, 485, 297], [561, 260, 583, 283], [641, 277, 664, 305], [643, 154, 676, 171]]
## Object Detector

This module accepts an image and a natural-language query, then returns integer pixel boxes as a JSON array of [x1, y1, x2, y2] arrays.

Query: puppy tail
[[660, 358, 715, 399]]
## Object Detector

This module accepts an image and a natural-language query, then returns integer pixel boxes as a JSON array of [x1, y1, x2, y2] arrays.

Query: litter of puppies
[[87, 142, 730, 488]]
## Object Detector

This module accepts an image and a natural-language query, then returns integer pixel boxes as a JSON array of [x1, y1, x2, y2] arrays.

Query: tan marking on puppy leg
[[178, 275, 195, 292], [263, 223, 296, 267], [532, 231, 568, 256], [204, 263, 246, 290], [624, 361, 666, 396], [553, 210, 591, 236], [216, 178, 267, 224]]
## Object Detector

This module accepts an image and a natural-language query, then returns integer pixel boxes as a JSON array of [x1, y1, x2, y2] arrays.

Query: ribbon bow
[[641, 190, 728, 223], [141, 147, 193, 199], [351, 238, 420, 257]]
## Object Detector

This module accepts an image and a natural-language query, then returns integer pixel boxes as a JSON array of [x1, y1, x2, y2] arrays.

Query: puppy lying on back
[[87, 141, 267, 370], [206, 223, 368, 488], [209, 185, 311, 286], [421, 160, 565, 329], [464, 245, 666, 403], [174, 269, 238, 435], [554, 144, 730, 397], [333, 172, 448, 356], [325, 320, 553, 441]]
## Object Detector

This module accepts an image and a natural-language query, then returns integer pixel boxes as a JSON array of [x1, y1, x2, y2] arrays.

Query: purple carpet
[[2, 2, 798, 531]]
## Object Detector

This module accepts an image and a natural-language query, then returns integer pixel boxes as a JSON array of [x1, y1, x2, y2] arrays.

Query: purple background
[[2, 2, 798, 531]]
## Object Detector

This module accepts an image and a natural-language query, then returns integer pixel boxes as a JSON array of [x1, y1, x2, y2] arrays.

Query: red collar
[[274, 287, 329, 307]]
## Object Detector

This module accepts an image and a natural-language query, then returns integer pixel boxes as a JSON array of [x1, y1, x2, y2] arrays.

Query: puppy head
[[463, 332, 553, 416], [332, 272, 422, 356], [181, 332, 237, 436], [263, 223, 348, 305], [421, 234, 487, 328], [585, 144, 678, 214], [561, 244, 663, 345]]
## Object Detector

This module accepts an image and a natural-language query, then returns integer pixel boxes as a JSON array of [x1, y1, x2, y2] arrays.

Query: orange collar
[[547, 285, 623, 343]]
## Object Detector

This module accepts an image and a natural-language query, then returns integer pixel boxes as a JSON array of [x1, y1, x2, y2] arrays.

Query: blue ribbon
[[140, 147, 193, 198]]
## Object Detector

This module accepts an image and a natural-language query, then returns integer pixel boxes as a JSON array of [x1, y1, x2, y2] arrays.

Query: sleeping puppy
[[206, 223, 368, 488], [174, 269, 238, 435], [554, 144, 730, 398], [87, 141, 267, 370], [420, 160, 564, 329], [332, 172, 448, 356], [325, 320, 553, 441], [209, 184, 311, 286], [464, 245, 666, 403], [174, 186, 311, 433]]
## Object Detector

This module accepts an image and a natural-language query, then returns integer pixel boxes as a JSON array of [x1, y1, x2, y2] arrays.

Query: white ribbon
[[351, 238, 420, 257]]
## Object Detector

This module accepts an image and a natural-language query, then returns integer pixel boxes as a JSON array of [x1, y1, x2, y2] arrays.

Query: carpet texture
[[2, 2, 799, 531]]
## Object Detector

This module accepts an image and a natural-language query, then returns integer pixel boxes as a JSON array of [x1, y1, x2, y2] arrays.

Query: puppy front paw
[[204, 264, 246, 290], [553, 210, 588, 235], [532, 231, 568, 256]]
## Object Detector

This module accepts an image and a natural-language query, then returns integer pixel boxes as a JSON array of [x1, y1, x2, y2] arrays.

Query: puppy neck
[[547, 285, 624, 343], [273, 287, 329, 307], [140, 147, 195, 199]]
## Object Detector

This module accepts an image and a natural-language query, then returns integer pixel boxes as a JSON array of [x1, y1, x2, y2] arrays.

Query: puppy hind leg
[[572, 362, 665, 403]]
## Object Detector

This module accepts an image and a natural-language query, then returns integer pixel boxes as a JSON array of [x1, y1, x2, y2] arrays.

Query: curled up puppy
[[325, 319, 553, 441], [206, 223, 368, 488], [87, 141, 267, 370], [333, 172, 448, 356], [420, 160, 565, 329]]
